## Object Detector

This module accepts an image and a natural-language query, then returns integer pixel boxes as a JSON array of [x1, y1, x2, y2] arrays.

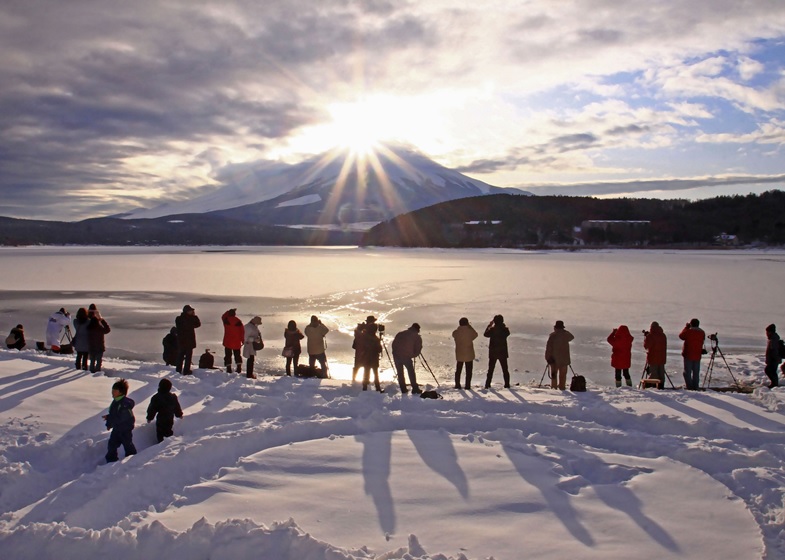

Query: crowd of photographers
[[5, 306, 782, 391]]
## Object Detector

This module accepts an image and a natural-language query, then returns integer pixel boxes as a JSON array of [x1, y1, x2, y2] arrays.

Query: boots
[[625, 377, 632, 387], [226, 365, 232, 373], [615, 379, 622, 388], [236, 363, 242, 374], [246, 361, 255, 379]]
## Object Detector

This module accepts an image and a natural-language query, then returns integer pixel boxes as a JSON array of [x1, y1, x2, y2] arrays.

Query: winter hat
[[158, 378, 173, 391], [251, 316, 262, 325], [690, 318, 700, 327], [411, 323, 421, 331], [366, 316, 376, 323], [88, 303, 97, 311], [16, 324, 23, 330], [554, 320, 565, 329], [766, 323, 776, 333], [183, 305, 195, 313]]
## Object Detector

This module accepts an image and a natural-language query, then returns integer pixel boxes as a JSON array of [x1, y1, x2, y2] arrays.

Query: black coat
[[146, 388, 184, 428], [175, 313, 201, 350], [162, 330, 178, 365], [484, 323, 510, 360], [87, 317, 111, 353]]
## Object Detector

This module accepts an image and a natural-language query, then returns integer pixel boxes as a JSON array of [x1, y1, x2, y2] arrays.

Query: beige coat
[[545, 328, 574, 367], [304, 321, 329, 355], [452, 324, 478, 362]]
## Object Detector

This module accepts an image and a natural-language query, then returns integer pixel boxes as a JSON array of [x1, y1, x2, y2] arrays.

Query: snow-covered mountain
[[126, 144, 530, 226]]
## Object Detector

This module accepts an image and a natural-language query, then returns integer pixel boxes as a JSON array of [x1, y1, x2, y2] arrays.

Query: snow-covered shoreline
[[1, 348, 783, 559]]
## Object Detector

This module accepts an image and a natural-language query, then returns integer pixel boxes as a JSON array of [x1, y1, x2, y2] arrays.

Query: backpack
[[570, 375, 587, 392], [778, 338, 785, 361], [420, 390, 442, 399]]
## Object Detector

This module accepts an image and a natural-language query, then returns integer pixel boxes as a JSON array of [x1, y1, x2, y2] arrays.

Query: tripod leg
[[638, 362, 649, 389], [717, 347, 741, 387], [538, 364, 549, 387]]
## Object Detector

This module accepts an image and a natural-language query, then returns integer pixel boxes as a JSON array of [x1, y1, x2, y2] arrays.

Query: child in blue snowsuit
[[103, 379, 137, 463]]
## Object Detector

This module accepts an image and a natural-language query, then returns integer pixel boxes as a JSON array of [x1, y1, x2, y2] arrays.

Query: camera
[[642, 330, 649, 336], [708, 333, 718, 342], [378, 324, 385, 334]]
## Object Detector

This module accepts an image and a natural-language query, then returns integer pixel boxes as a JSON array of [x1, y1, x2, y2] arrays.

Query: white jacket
[[242, 322, 262, 358], [45, 311, 71, 347]]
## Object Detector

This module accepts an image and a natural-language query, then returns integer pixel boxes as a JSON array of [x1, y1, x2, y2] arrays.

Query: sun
[[328, 99, 388, 156]]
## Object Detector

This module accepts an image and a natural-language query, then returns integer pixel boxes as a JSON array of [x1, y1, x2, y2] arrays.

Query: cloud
[[521, 174, 785, 197], [0, 1, 784, 219]]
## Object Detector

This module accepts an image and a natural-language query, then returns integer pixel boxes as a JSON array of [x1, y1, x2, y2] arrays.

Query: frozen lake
[[1, 246, 782, 387]]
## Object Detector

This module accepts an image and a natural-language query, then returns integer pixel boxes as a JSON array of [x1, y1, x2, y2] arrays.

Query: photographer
[[392, 323, 423, 394], [357, 322, 383, 392], [452, 317, 478, 389], [679, 318, 705, 390], [86, 304, 111, 373], [607, 325, 633, 387], [352, 316, 377, 382], [545, 320, 574, 390], [304, 315, 329, 374], [484, 315, 511, 389], [643, 322, 667, 389], [764, 324, 781, 388]]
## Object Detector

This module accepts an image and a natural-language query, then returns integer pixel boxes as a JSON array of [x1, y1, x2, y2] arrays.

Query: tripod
[[638, 361, 677, 389], [380, 333, 395, 374], [702, 334, 740, 389], [418, 353, 440, 387]]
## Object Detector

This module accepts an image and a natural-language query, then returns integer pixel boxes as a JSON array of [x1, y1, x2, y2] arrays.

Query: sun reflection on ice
[[327, 362, 397, 383]]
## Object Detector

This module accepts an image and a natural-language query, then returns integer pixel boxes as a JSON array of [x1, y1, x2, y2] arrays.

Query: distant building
[[713, 232, 740, 246]]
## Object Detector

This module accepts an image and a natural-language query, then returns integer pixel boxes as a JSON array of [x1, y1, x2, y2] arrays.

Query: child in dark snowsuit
[[102, 378, 137, 463], [146, 378, 184, 443]]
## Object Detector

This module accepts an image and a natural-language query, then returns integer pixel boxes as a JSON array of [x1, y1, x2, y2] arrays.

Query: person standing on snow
[[45, 307, 71, 352], [162, 327, 178, 366], [221, 308, 245, 374], [643, 322, 667, 389], [607, 325, 634, 387], [679, 318, 705, 390], [304, 315, 329, 374], [392, 323, 423, 394], [764, 323, 781, 389], [283, 320, 304, 376], [452, 317, 478, 389], [72, 307, 91, 370], [175, 305, 201, 375], [358, 323, 383, 392], [484, 315, 511, 389], [87, 304, 111, 373], [545, 320, 574, 391], [242, 316, 263, 379]]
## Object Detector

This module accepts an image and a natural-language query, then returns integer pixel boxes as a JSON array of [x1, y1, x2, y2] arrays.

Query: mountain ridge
[[127, 144, 530, 225]]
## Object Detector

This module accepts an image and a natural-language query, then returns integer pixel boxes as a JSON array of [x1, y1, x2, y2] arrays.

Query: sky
[[1, 1, 785, 220]]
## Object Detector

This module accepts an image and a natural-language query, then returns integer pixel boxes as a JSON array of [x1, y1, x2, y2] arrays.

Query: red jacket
[[679, 325, 705, 361], [607, 326, 633, 369], [643, 323, 667, 366], [222, 311, 245, 350]]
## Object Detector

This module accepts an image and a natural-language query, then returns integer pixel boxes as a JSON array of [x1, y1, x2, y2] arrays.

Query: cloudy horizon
[[1, 1, 784, 220]]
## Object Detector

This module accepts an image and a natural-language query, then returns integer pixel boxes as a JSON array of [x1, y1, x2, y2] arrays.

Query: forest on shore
[[361, 190, 785, 248]]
